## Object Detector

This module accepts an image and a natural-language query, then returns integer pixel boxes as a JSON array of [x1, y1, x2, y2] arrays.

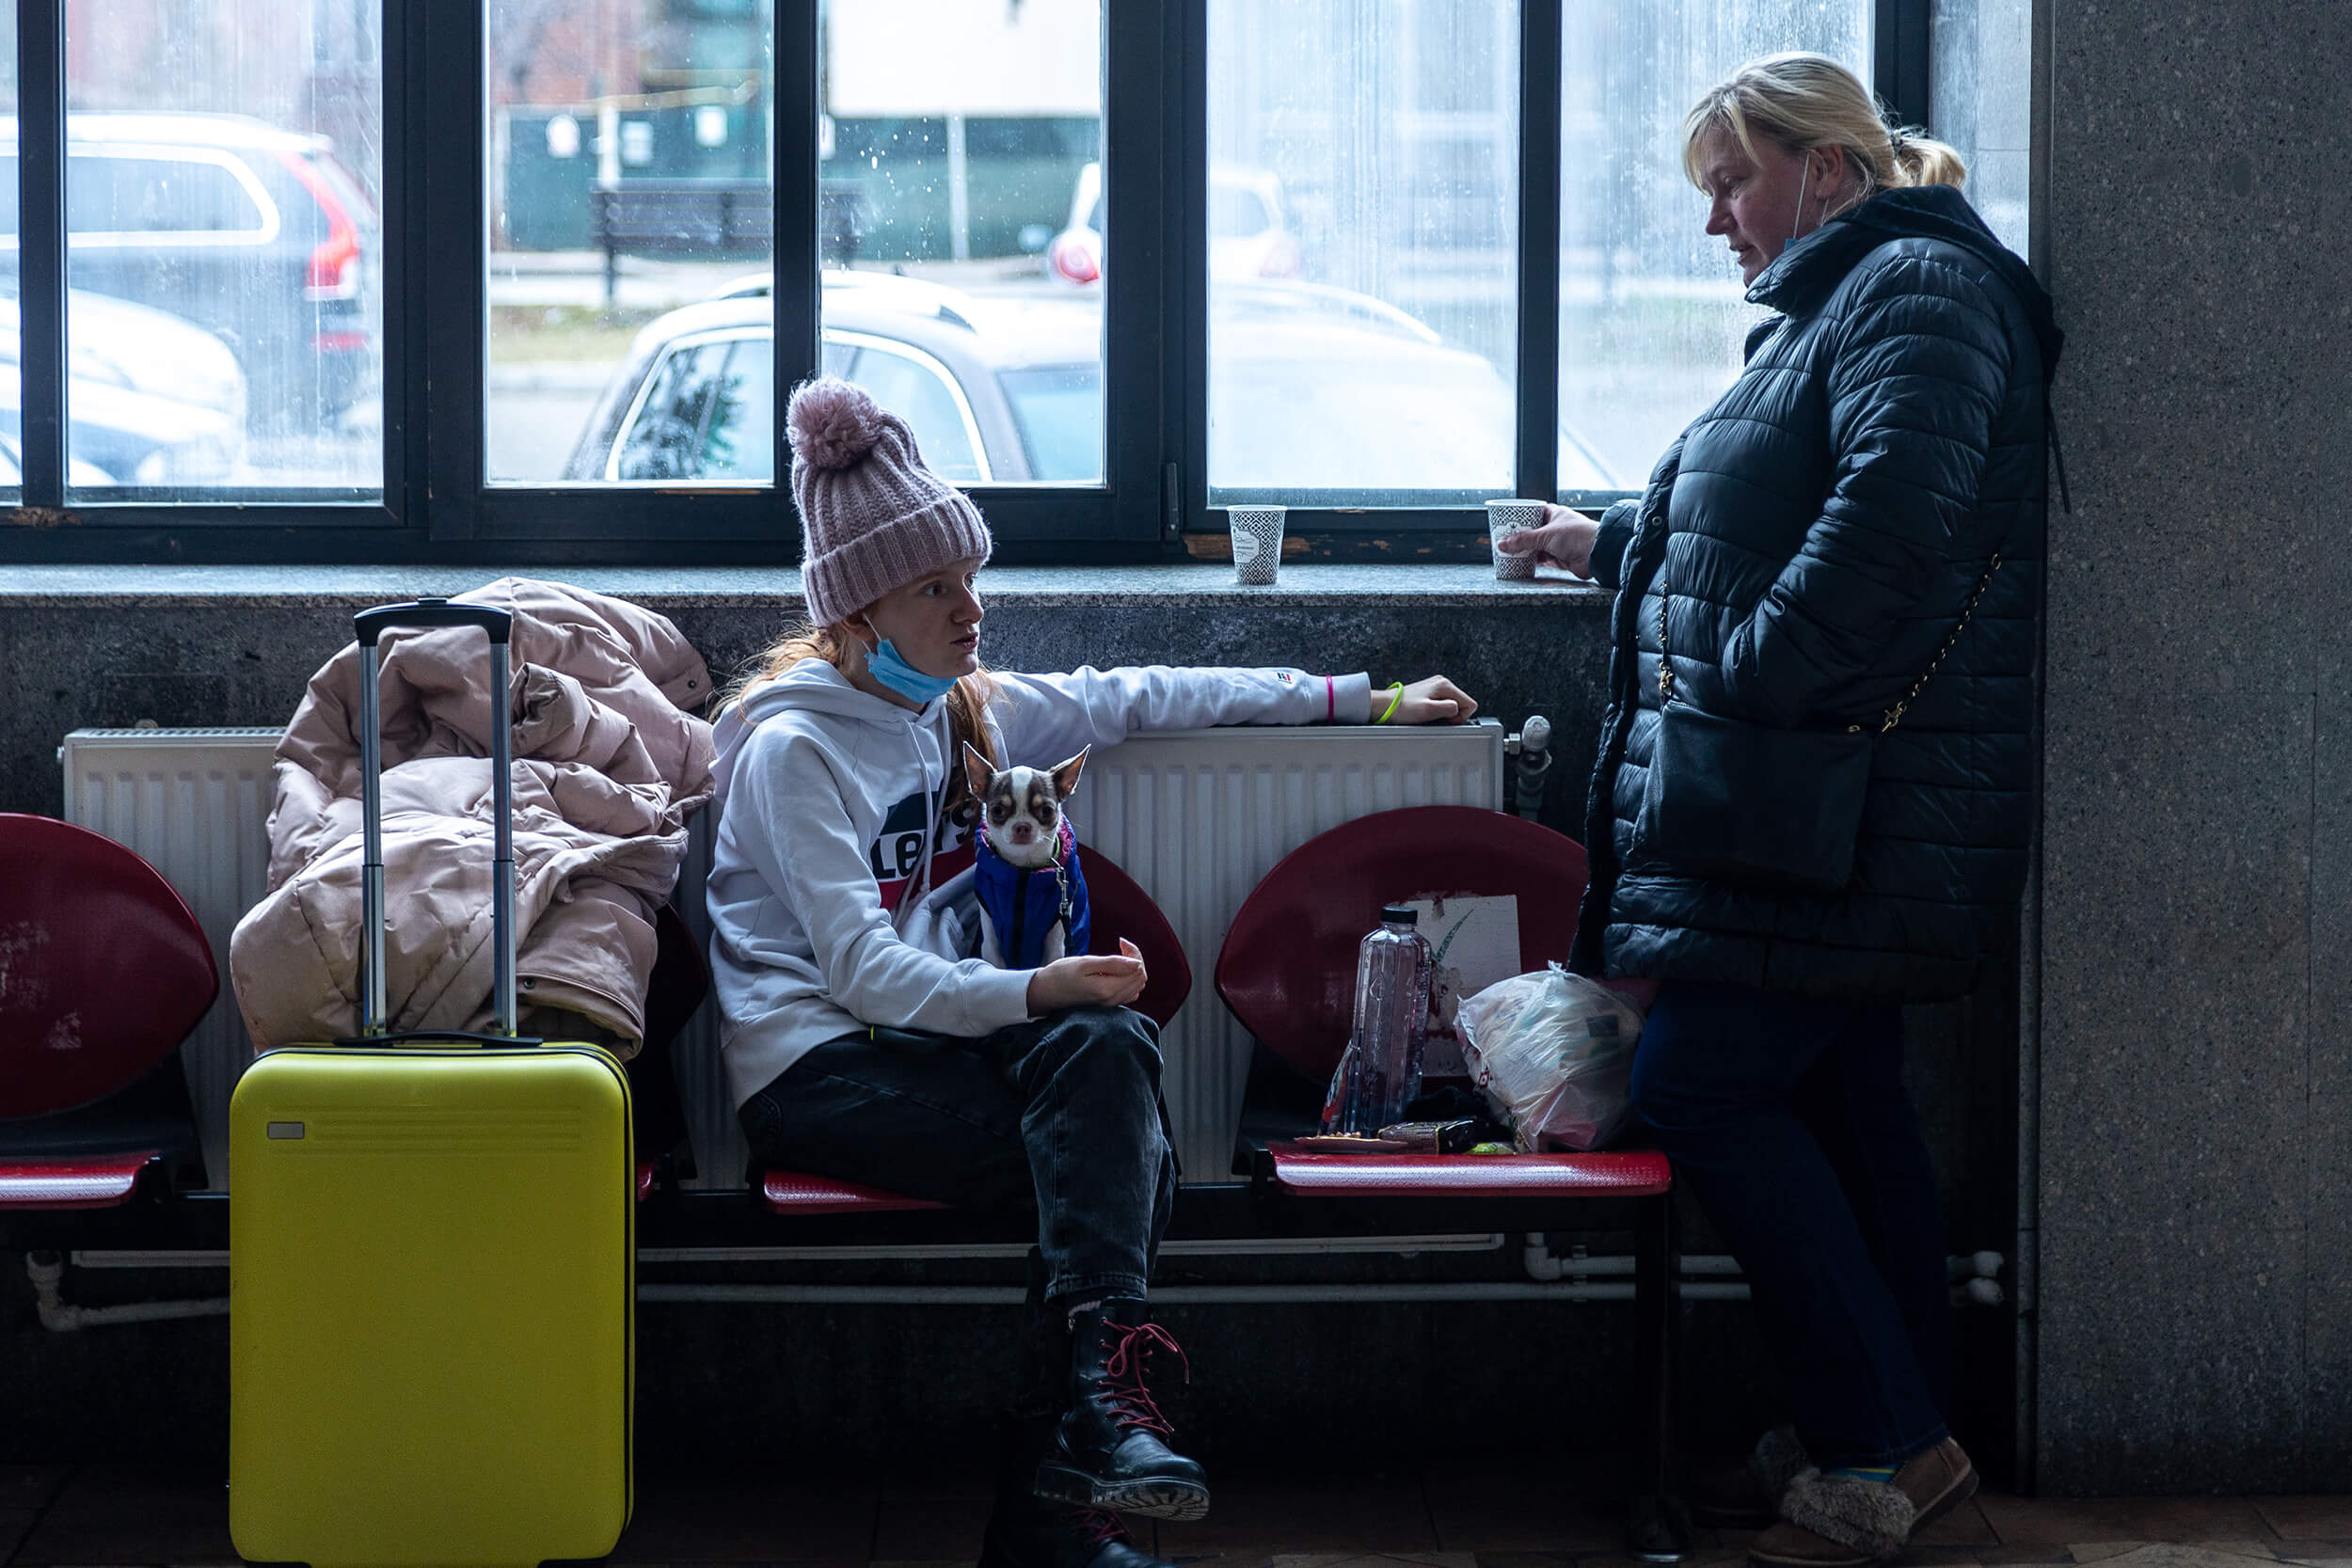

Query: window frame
[[0, 0, 1932, 568]]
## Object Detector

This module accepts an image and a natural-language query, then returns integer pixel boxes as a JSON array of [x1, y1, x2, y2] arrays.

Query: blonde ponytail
[[1887, 125, 1968, 190]]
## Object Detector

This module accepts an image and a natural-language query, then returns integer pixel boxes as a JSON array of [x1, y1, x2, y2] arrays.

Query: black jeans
[[739, 1006, 1179, 1310], [1629, 980, 1951, 1469]]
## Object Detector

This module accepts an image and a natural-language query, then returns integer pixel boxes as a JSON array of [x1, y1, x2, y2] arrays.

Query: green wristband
[[1376, 683, 1406, 724]]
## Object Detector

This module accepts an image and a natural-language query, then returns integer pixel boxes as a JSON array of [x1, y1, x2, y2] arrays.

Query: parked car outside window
[[1045, 161, 1301, 289], [564, 272, 1617, 494], [0, 112, 381, 432], [0, 286, 248, 486]]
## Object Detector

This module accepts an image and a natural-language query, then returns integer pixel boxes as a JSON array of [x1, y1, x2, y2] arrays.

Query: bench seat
[[753, 1150, 1673, 1212], [0, 1156, 654, 1213], [0, 1151, 160, 1211], [1264, 1143, 1673, 1198], [761, 1168, 946, 1215]]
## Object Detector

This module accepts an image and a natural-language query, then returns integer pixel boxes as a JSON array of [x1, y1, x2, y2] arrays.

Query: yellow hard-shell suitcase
[[230, 599, 634, 1568]]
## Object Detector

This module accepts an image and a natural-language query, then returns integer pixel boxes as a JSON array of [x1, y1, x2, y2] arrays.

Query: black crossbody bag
[[1641, 552, 2001, 894]]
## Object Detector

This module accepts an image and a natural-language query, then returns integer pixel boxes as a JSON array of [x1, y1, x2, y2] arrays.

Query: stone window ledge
[[0, 562, 1613, 610]]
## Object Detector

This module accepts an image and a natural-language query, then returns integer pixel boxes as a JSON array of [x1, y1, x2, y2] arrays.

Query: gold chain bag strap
[[1641, 550, 2002, 893]]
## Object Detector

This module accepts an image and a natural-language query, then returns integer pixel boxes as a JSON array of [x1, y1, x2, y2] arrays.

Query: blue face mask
[[866, 637, 960, 705]]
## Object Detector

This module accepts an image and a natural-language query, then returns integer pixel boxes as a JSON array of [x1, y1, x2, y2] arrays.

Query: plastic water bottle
[[1341, 906, 1434, 1132]]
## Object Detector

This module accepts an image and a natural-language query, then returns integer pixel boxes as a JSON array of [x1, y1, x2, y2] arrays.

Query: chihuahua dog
[[962, 743, 1093, 968]]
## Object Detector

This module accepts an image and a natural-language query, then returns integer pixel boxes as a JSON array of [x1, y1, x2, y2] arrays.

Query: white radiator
[[58, 727, 286, 1193], [1063, 721, 1503, 1179], [59, 721, 1504, 1192]]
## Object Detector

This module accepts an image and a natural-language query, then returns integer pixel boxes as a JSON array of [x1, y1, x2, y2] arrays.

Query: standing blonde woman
[[1502, 53, 2062, 1568]]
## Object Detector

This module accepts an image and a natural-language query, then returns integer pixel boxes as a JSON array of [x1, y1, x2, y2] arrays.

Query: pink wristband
[[1324, 675, 1334, 723]]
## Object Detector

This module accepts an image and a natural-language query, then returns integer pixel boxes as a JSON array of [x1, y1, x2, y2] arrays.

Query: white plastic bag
[[1456, 963, 1645, 1151]]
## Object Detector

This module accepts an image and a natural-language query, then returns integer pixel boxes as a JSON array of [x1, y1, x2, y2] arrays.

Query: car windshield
[[67, 152, 266, 234], [998, 366, 1104, 483], [1210, 184, 1269, 237], [1209, 345, 1517, 499], [613, 335, 775, 483]]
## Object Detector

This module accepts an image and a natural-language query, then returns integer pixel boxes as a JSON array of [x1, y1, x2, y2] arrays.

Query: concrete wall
[[0, 565, 1612, 824], [2031, 0, 2352, 1493]]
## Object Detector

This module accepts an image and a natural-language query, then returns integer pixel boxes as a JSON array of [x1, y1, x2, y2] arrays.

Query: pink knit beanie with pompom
[[787, 377, 993, 626]]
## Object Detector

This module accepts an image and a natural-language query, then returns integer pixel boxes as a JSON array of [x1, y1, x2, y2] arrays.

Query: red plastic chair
[[1214, 804, 1669, 1193], [0, 814, 220, 1208], [1216, 804, 1587, 1082], [757, 842, 1190, 1215], [1213, 804, 1679, 1559], [1076, 846, 1191, 1031]]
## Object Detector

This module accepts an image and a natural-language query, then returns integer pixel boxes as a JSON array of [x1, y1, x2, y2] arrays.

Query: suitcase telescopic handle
[[353, 598, 521, 1041], [355, 599, 513, 648]]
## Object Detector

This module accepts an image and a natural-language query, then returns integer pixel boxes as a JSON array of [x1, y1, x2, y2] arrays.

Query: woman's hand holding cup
[[1493, 504, 1602, 579]]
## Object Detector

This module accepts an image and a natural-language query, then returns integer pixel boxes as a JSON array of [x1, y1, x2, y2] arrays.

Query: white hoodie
[[707, 660, 1375, 1109]]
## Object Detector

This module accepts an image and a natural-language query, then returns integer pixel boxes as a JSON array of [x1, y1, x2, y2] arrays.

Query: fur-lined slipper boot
[[1752, 1470, 1915, 1566], [1753, 1427, 1812, 1504], [1748, 1439, 1976, 1568]]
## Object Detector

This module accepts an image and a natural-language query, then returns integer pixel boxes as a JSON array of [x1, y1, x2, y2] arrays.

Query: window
[[1209, 182, 1269, 239], [1931, 0, 2030, 255], [0, 1, 17, 503], [59, 1, 384, 498], [606, 333, 773, 483], [0, 1, 1996, 563], [485, 0, 774, 484], [66, 151, 272, 236], [1556, 3, 1874, 497], [312, 0, 378, 69], [832, 334, 987, 484], [998, 365, 1102, 483], [1206, 0, 1520, 507], [820, 0, 1105, 487]]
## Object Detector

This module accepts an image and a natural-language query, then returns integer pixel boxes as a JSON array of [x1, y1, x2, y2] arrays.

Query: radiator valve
[[1505, 716, 1553, 820]]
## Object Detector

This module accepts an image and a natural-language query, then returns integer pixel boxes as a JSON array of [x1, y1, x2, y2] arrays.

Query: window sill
[[0, 562, 1614, 609]]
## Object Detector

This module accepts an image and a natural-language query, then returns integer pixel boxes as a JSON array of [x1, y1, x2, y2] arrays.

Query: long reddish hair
[[722, 622, 1003, 825]]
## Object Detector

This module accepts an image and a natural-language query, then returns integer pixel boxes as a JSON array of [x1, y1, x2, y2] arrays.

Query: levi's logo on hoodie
[[868, 789, 976, 912]]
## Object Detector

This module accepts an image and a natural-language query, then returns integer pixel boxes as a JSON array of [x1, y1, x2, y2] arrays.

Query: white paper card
[[1406, 893, 1519, 1078]]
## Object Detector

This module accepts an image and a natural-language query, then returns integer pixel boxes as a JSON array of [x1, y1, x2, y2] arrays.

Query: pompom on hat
[[787, 377, 993, 626]]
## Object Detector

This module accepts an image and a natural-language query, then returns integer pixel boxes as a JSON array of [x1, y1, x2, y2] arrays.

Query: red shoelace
[[1068, 1505, 1131, 1545], [1099, 1320, 1190, 1436]]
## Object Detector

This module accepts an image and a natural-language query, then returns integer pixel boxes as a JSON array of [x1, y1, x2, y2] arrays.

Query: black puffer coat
[[1570, 185, 2063, 1004]]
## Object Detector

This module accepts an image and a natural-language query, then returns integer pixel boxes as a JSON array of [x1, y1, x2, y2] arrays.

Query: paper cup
[[1228, 505, 1286, 585], [1486, 499, 1548, 580]]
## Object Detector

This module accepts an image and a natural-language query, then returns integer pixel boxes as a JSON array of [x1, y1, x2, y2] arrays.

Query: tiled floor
[[4, 1464, 2348, 1568]]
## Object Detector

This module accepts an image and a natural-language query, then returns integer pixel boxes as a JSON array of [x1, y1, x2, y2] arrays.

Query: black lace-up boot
[[1031, 1299, 1209, 1522], [980, 1415, 1177, 1568]]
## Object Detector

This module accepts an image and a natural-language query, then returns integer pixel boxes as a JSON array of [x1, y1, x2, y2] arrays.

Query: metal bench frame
[[7, 1148, 1690, 1560]]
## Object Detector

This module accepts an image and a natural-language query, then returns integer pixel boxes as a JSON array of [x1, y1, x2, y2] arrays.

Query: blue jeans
[[1630, 981, 1951, 1468], [739, 1006, 1179, 1309]]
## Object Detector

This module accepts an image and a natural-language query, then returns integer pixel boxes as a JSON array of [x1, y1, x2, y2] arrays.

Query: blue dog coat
[[973, 821, 1091, 969]]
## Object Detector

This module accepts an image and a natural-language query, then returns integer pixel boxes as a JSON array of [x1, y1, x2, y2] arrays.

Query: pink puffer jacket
[[230, 578, 715, 1056]]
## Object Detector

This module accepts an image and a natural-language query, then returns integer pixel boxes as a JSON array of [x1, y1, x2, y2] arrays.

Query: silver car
[[0, 286, 248, 485], [564, 271, 1617, 493]]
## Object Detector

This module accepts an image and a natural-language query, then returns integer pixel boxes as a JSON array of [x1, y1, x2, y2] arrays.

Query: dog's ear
[[1049, 746, 1090, 800], [962, 741, 996, 801]]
